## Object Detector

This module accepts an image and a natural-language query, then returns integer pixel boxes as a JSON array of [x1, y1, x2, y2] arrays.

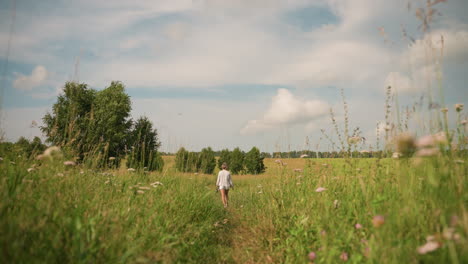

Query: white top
[[216, 169, 233, 188]]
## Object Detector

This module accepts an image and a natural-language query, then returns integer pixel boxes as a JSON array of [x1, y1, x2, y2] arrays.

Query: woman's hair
[[221, 162, 228, 170]]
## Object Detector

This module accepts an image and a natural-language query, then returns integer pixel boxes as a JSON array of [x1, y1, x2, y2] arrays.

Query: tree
[[217, 149, 231, 170], [127, 116, 163, 171], [90, 81, 132, 163], [41, 82, 96, 157], [245, 146, 265, 174], [199, 147, 216, 174], [41, 81, 160, 168], [186, 151, 200, 172], [175, 147, 189, 172], [230, 147, 245, 174]]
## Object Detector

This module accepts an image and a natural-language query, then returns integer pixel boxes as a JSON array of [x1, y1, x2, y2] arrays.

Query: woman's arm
[[216, 172, 220, 186], [228, 172, 233, 187]]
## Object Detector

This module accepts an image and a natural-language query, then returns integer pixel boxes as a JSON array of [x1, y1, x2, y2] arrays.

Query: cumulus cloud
[[13, 65, 48, 91], [241, 89, 329, 135]]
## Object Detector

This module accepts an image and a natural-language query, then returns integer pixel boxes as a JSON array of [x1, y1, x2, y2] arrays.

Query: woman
[[216, 162, 233, 208]]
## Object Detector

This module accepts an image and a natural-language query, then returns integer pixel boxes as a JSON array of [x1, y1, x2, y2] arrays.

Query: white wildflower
[[315, 187, 327, 193], [417, 241, 439, 254], [63, 161, 76, 166]]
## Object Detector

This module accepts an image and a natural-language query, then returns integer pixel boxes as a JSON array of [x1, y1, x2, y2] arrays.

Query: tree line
[[175, 146, 265, 175]]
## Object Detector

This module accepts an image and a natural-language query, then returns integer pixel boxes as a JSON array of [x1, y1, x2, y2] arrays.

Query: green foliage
[[230, 147, 245, 174], [41, 81, 162, 168], [244, 146, 265, 174], [175, 147, 189, 172], [41, 82, 96, 157], [199, 147, 216, 174], [12, 136, 46, 159], [217, 149, 231, 170], [90, 81, 132, 164], [127, 116, 163, 171]]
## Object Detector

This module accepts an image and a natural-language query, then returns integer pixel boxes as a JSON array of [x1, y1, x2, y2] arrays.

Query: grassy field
[[1, 155, 467, 263]]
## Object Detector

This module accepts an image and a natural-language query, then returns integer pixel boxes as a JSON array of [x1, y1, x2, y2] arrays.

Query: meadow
[[1, 154, 466, 263]]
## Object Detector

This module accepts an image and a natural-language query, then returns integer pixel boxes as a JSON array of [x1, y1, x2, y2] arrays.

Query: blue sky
[[1, 0, 467, 152]]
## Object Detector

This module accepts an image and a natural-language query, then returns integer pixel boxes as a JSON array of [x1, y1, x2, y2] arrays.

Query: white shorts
[[219, 186, 230, 190]]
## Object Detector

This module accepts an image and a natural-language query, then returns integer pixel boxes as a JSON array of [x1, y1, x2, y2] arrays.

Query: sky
[[0, 0, 467, 153]]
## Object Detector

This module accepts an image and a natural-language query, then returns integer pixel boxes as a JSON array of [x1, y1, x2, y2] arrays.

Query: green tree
[[199, 147, 216, 174], [186, 152, 200, 172], [175, 147, 189, 172], [245, 146, 265, 174], [230, 147, 245, 174], [127, 116, 163, 171], [90, 81, 132, 164], [217, 149, 231, 170], [41, 82, 96, 157]]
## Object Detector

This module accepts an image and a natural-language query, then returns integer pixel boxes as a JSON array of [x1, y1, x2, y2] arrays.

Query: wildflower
[[213, 221, 220, 227], [139, 186, 151, 190], [151, 181, 163, 186], [433, 132, 448, 145], [416, 135, 435, 148], [372, 215, 385, 227], [392, 152, 402, 159], [258, 190, 263, 194], [334, 200, 339, 208], [0, 157, 3, 161], [223, 218, 228, 224], [443, 227, 455, 240], [322, 163, 328, 167], [440, 108, 448, 113], [27, 168, 34, 172], [43, 146, 62, 159], [80, 170, 84, 174], [56, 173, 64, 177], [395, 132, 415, 156], [127, 168, 136, 172], [426, 235, 436, 242], [308, 252, 316, 261], [455, 103, 463, 112], [293, 168, 302, 172], [461, 120, 467, 125], [109, 157, 116, 161], [360, 150, 370, 153], [415, 147, 439, 157], [417, 241, 439, 254], [63, 161, 76, 166], [315, 187, 326, 192], [450, 215, 459, 227], [355, 223, 363, 229], [320, 230, 327, 236], [296, 182, 301, 185], [340, 252, 349, 261], [137, 190, 145, 194], [364, 247, 370, 258], [300, 154, 309, 158]]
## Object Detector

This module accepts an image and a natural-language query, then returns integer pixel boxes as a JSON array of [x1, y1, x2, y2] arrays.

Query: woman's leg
[[225, 189, 229, 207], [220, 189, 227, 207]]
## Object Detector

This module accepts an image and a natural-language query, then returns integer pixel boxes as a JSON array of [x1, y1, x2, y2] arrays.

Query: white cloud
[[13, 65, 48, 91], [241, 89, 329, 134]]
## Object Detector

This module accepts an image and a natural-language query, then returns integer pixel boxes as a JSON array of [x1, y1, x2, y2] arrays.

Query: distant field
[[2, 154, 466, 263]]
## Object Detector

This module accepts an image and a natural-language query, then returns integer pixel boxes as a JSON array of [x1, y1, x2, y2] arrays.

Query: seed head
[[372, 215, 385, 227], [455, 103, 463, 112], [308, 252, 316, 261]]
